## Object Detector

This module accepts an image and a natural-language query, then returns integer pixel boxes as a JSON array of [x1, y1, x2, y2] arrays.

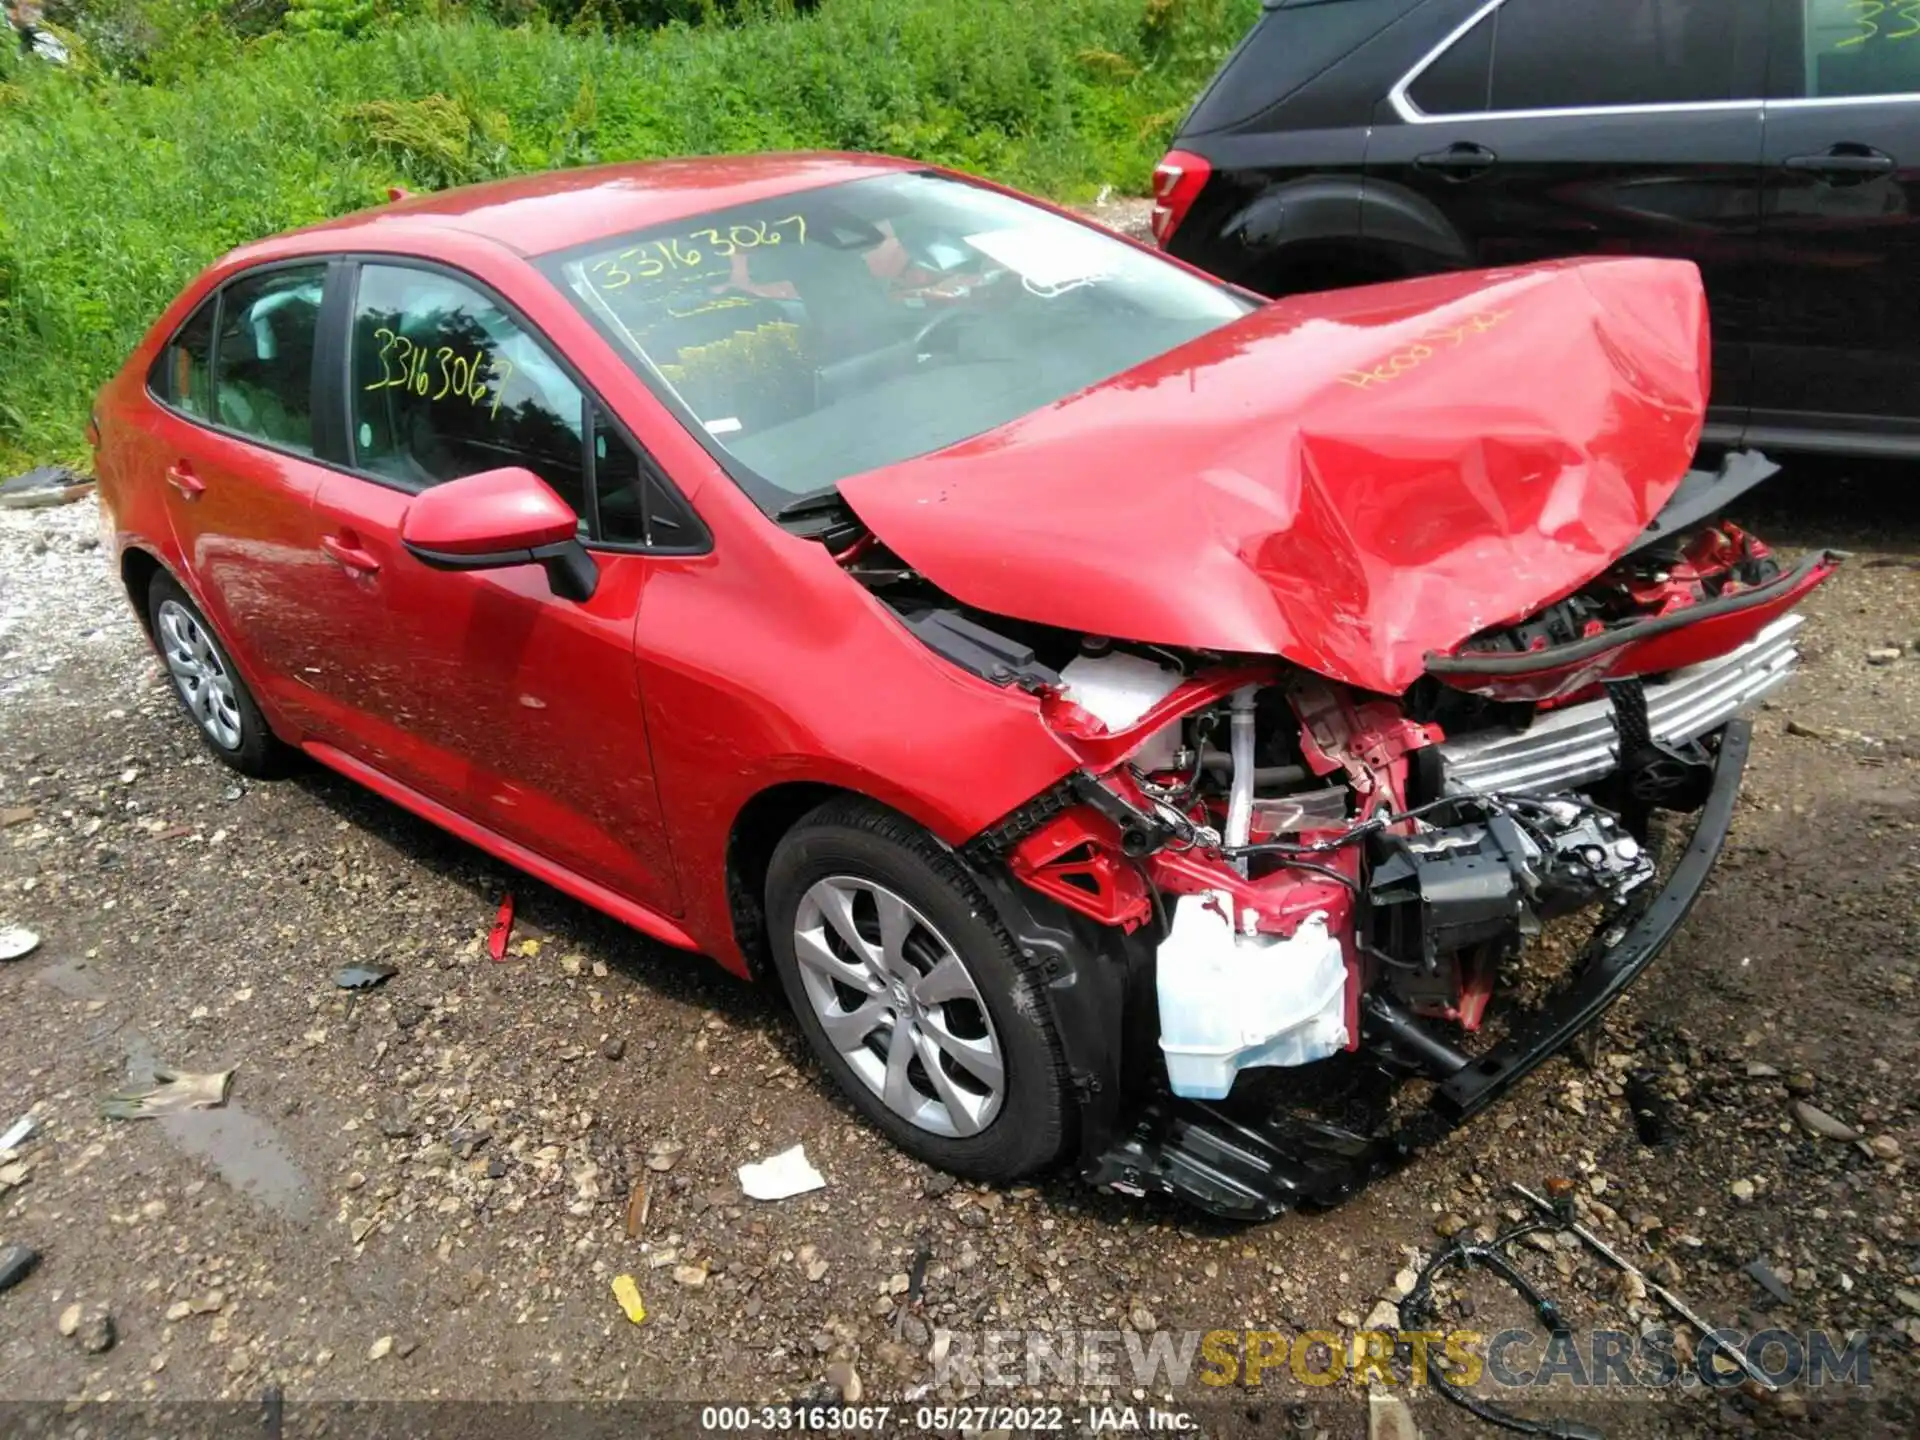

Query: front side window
[[213, 265, 325, 452], [537, 171, 1252, 510], [1790, 0, 1920, 98], [349, 264, 588, 519], [1411, 0, 1753, 115], [149, 295, 217, 419]]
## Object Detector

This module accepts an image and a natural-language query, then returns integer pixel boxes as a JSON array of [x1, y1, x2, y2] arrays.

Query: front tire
[[146, 572, 289, 778], [766, 798, 1073, 1182]]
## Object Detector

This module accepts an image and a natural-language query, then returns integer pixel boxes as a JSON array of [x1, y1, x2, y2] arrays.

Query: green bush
[[0, 0, 1257, 467]]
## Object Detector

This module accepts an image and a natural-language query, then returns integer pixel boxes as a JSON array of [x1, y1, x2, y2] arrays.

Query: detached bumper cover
[[1085, 720, 1751, 1220]]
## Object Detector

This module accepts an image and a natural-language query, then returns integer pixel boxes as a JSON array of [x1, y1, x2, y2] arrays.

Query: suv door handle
[[164, 463, 205, 500], [1783, 144, 1895, 180], [322, 533, 381, 576], [1415, 142, 1498, 179]]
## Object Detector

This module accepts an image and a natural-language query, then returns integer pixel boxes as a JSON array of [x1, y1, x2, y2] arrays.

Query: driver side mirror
[[400, 467, 598, 602]]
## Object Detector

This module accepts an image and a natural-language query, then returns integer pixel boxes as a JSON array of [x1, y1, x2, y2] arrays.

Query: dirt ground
[[1, 463, 1916, 1438]]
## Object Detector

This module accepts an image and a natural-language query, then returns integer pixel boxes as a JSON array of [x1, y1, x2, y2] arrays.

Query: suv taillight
[[1150, 149, 1210, 247]]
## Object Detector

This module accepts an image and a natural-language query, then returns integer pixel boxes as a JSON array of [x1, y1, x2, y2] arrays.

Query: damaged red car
[[93, 155, 1838, 1217]]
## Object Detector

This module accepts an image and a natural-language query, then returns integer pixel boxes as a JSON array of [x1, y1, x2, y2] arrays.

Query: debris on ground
[[1746, 1259, 1794, 1305], [0, 1161, 31, 1192], [738, 1143, 826, 1201], [904, 1234, 931, 1307], [58, 1302, 115, 1354], [823, 1360, 862, 1404], [0, 1115, 36, 1151], [487, 893, 515, 962], [101, 1066, 235, 1120], [610, 1274, 648, 1328], [645, 1140, 682, 1173], [1513, 1182, 1776, 1390], [0, 466, 90, 510], [672, 1261, 709, 1287], [0, 1244, 38, 1294], [624, 1181, 650, 1238], [333, 962, 397, 990], [0, 926, 41, 961], [610, 1273, 647, 1325], [1366, 1389, 1421, 1440], [1622, 1070, 1675, 1147], [1791, 1099, 1860, 1141]]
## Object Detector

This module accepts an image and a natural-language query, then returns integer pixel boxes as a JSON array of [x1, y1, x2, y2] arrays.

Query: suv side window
[[1782, 0, 1920, 98], [1411, 0, 1752, 115], [212, 265, 326, 453], [349, 263, 587, 521], [148, 295, 218, 420]]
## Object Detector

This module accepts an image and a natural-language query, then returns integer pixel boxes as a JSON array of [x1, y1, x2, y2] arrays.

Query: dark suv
[[1154, 0, 1920, 458]]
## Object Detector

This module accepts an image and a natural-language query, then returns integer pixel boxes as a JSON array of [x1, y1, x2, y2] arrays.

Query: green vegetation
[[0, 0, 1257, 467]]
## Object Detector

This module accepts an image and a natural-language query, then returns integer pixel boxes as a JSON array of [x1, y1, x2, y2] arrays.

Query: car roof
[[235, 152, 921, 263]]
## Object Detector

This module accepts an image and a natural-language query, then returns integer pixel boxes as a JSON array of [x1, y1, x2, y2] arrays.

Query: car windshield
[[535, 171, 1254, 513]]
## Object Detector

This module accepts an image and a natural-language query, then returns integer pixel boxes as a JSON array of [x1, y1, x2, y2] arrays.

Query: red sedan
[[94, 154, 1836, 1216]]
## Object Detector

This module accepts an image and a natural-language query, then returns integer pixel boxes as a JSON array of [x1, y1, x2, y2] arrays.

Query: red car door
[[305, 260, 683, 916], [135, 262, 349, 734]]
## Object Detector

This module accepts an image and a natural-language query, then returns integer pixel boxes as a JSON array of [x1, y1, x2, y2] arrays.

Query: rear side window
[[1408, 10, 1494, 113], [1410, 0, 1754, 115], [349, 264, 588, 520], [213, 266, 326, 453], [149, 296, 217, 420], [1784, 0, 1920, 98], [1182, 0, 1427, 133]]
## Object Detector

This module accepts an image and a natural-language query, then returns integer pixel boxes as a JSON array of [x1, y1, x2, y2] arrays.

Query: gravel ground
[[1, 464, 1916, 1438]]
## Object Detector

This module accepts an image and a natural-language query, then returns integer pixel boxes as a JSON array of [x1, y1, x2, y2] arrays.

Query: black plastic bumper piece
[[1081, 1103, 1394, 1218], [1081, 719, 1751, 1221], [1430, 717, 1749, 1122]]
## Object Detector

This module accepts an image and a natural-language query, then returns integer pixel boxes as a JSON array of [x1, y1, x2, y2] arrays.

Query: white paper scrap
[[738, 1143, 826, 1201]]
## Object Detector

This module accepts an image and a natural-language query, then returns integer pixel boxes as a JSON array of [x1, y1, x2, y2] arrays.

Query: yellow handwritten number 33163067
[[1840, 0, 1920, 47], [366, 328, 514, 419]]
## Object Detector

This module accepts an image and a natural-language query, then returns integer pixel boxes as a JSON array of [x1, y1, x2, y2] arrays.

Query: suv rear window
[[1409, 0, 1754, 115], [1183, 0, 1426, 134]]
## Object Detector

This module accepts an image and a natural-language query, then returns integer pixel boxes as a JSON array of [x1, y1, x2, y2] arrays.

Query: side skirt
[[302, 740, 702, 955]]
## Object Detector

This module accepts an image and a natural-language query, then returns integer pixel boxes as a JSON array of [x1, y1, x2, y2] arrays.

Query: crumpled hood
[[839, 257, 1711, 695]]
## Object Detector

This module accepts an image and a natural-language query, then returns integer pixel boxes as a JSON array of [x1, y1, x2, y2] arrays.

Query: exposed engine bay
[[840, 451, 1842, 1216]]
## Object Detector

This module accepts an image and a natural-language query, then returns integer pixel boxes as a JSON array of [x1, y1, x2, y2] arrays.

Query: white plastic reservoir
[[1155, 893, 1350, 1100]]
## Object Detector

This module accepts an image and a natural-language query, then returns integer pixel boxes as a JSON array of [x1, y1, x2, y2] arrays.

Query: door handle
[[1783, 145, 1895, 179], [164, 463, 205, 500], [322, 534, 381, 576], [1414, 142, 1498, 180]]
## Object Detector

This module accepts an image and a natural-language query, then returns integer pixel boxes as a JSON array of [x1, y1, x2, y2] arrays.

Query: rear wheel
[[766, 798, 1073, 1181], [146, 572, 289, 777]]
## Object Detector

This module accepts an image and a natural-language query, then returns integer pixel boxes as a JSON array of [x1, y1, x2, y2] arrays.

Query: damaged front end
[[854, 453, 1839, 1219]]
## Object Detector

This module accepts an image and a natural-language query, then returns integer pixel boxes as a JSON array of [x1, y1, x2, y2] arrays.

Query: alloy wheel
[[156, 599, 243, 750], [791, 876, 1006, 1138]]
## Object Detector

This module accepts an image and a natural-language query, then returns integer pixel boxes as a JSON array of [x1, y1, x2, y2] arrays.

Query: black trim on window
[[312, 260, 355, 467], [333, 253, 712, 558]]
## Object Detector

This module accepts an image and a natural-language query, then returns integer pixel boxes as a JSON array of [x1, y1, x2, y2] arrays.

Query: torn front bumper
[[1080, 719, 1752, 1221]]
